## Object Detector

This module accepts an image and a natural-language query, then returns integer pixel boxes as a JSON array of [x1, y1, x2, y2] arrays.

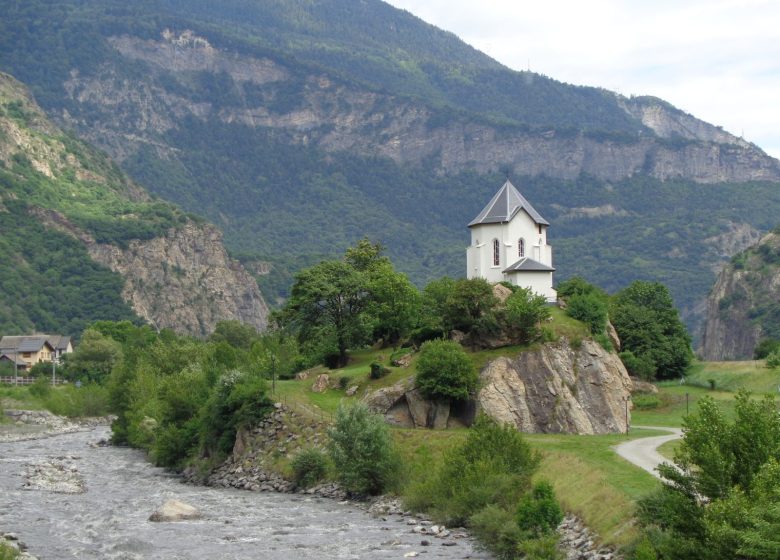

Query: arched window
[[493, 239, 500, 266], [518, 238, 525, 258]]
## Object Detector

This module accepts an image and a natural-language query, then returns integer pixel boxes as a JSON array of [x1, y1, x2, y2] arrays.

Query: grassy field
[[685, 360, 780, 394]]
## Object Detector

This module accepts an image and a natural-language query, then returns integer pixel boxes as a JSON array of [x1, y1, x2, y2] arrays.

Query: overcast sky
[[386, 0, 780, 160]]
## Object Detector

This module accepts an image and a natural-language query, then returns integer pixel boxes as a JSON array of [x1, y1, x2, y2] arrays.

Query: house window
[[492, 239, 500, 266], [538, 224, 542, 234], [518, 238, 525, 258]]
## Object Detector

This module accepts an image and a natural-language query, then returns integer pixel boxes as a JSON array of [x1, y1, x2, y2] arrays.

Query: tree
[[415, 338, 477, 401], [365, 264, 421, 345], [63, 328, 122, 383], [282, 260, 370, 367], [610, 281, 692, 379], [638, 391, 780, 559]]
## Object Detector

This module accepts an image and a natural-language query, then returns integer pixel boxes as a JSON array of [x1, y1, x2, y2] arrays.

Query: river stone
[[149, 499, 201, 522]]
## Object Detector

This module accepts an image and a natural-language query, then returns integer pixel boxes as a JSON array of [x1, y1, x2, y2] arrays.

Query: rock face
[[477, 339, 632, 434], [365, 338, 631, 434], [61, 35, 780, 184], [700, 231, 780, 360], [148, 499, 201, 522], [33, 207, 269, 337]]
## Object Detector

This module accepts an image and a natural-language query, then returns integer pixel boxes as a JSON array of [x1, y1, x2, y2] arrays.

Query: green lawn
[[685, 360, 780, 394]]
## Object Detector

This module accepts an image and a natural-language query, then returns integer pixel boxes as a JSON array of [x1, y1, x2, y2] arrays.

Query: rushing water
[[0, 427, 489, 559]]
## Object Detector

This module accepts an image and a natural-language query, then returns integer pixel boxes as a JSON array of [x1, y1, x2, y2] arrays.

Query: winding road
[[614, 426, 683, 479]]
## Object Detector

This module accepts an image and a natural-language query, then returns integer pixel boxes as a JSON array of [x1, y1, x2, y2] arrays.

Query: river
[[0, 427, 488, 559]]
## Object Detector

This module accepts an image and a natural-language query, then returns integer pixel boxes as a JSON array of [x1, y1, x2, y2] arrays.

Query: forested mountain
[[1, 0, 779, 334], [0, 72, 268, 336]]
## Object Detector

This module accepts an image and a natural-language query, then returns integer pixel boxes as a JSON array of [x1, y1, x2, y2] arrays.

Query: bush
[[502, 287, 550, 343], [291, 448, 329, 488], [328, 403, 400, 495], [754, 338, 780, 359], [407, 415, 541, 526], [43, 384, 110, 417], [565, 292, 608, 334], [28, 376, 52, 399], [766, 352, 780, 369], [620, 350, 656, 381], [633, 394, 661, 410], [369, 362, 390, 379], [415, 339, 477, 402], [338, 375, 350, 389], [469, 505, 523, 559], [516, 481, 563, 537]]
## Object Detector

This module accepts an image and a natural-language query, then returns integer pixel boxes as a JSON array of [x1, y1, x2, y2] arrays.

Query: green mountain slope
[[1, 0, 779, 337], [0, 73, 269, 337]]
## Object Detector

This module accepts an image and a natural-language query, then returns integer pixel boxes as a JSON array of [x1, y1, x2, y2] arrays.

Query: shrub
[[620, 350, 656, 380], [43, 384, 110, 417], [766, 352, 780, 369], [755, 338, 780, 359], [516, 481, 564, 537], [338, 375, 350, 389], [469, 504, 523, 559], [328, 403, 400, 495], [28, 376, 52, 399], [369, 362, 390, 379], [565, 292, 608, 334], [502, 287, 550, 343], [633, 394, 661, 410], [291, 448, 329, 488], [408, 415, 541, 526], [415, 339, 477, 401]]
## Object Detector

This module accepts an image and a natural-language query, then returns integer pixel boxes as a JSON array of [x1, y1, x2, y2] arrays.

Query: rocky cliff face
[[0, 72, 269, 336], [87, 222, 269, 336], [477, 339, 632, 434], [700, 232, 780, 360], [365, 338, 632, 435], [59, 32, 780, 185], [34, 208, 268, 336]]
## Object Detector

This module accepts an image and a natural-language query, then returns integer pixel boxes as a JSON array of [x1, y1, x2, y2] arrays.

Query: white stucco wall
[[466, 209, 556, 301]]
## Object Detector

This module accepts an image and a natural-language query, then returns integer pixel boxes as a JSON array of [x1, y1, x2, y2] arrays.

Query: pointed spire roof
[[467, 180, 549, 227]]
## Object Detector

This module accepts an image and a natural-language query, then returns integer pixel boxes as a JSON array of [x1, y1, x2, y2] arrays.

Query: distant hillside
[[0, 72, 268, 336], [1, 0, 779, 335], [700, 229, 780, 360]]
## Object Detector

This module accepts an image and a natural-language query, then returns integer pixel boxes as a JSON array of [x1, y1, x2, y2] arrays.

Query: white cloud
[[387, 0, 780, 159]]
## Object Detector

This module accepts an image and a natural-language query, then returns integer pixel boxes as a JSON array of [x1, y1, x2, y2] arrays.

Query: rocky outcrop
[[59, 33, 780, 185], [477, 339, 632, 434], [365, 338, 631, 434], [148, 499, 201, 522], [34, 208, 269, 337], [700, 231, 780, 360]]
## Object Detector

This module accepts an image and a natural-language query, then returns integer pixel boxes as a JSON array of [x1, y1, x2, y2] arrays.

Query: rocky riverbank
[[0, 409, 111, 443], [187, 403, 622, 559]]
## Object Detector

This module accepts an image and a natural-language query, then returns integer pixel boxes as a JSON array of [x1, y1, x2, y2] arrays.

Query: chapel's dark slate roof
[[503, 257, 555, 273], [468, 180, 549, 227]]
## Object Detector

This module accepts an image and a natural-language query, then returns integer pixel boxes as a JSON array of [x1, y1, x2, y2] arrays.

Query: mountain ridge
[[1, 0, 779, 337]]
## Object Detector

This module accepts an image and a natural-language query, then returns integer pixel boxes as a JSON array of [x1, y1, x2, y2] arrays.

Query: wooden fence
[[0, 376, 64, 385]]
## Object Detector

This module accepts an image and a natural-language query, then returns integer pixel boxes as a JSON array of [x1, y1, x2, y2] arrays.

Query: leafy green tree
[[328, 403, 400, 495], [415, 339, 477, 402], [282, 259, 371, 367], [63, 328, 123, 383], [366, 264, 421, 345], [611, 281, 692, 379], [639, 391, 780, 559], [209, 320, 259, 351]]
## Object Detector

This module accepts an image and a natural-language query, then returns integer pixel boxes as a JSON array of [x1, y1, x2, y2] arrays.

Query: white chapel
[[466, 180, 557, 302]]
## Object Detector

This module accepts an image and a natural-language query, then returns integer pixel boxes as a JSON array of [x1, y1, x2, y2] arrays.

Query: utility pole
[[13, 348, 18, 386], [271, 354, 276, 396], [52, 357, 56, 386], [625, 396, 629, 435]]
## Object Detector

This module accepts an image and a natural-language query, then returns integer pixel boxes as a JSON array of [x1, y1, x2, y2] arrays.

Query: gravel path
[[613, 426, 683, 479]]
